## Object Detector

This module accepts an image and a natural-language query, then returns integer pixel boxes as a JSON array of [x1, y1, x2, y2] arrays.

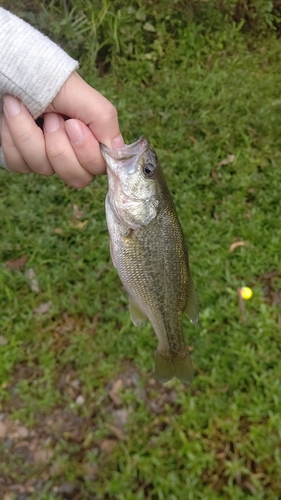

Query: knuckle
[[2, 145, 31, 173], [47, 144, 68, 162], [67, 177, 92, 189], [2, 142, 13, 158], [9, 167, 27, 174], [101, 103, 118, 122], [7, 161, 31, 174], [14, 127, 34, 144], [81, 156, 100, 172], [36, 166, 54, 177], [43, 170, 55, 177]]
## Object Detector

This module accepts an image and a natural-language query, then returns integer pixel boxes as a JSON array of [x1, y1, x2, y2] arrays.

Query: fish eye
[[143, 162, 156, 178]]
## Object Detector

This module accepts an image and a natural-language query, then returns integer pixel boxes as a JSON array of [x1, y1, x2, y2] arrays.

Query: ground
[[1, 1, 281, 499]]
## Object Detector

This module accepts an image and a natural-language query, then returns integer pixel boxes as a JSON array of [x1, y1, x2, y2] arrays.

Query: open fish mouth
[[100, 136, 148, 164]]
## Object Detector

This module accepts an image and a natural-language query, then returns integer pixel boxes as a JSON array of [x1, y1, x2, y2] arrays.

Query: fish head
[[101, 136, 161, 229]]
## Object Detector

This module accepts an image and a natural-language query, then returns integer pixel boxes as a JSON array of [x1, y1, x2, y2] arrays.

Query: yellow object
[[240, 287, 253, 300]]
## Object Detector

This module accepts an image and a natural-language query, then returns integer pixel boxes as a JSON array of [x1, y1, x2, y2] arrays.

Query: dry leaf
[[0, 335, 8, 346], [99, 439, 118, 454], [211, 170, 219, 183], [3, 493, 14, 500], [54, 228, 63, 235], [229, 241, 245, 252], [75, 395, 85, 405], [29, 437, 39, 452], [189, 135, 197, 143], [73, 204, 83, 219], [26, 268, 40, 293], [219, 154, 235, 166], [0, 421, 7, 438], [82, 463, 98, 479], [34, 448, 53, 463], [14, 440, 30, 449], [243, 481, 256, 495], [143, 22, 156, 32], [109, 378, 123, 405], [33, 302, 51, 315], [17, 425, 29, 438], [72, 220, 88, 229], [5, 255, 28, 270], [105, 423, 126, 441], [112, 409, 129, 428]]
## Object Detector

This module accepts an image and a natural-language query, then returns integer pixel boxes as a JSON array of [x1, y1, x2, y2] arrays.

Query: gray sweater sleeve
[[0, 7, 78, 169]]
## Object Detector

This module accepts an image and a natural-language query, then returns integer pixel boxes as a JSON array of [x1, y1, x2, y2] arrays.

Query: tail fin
[[154, 347, 193, 384]]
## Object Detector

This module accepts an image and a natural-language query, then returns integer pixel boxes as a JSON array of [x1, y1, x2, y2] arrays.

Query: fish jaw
[[100, 136, 150, 195], [102, 136, 159, 229], [100, 136, 148, 164]]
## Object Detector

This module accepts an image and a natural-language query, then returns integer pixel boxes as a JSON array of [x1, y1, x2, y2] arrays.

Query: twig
[[237, 288, 247, 323]]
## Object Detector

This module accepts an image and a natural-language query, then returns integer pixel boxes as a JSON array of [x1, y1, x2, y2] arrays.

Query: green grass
[[1, 1, 281, 499]]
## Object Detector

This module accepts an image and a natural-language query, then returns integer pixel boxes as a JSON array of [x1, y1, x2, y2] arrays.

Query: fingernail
[[65, 120, 85, 145], [111, 134, 125, 150], [44, 113, 61, 133], [4, 95, 21, 117]]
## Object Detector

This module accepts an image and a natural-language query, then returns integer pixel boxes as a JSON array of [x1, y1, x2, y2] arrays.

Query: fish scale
[[101, 136, 198, 384]]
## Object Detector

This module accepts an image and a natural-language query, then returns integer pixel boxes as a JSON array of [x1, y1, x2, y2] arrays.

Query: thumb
[[51, 72, 124, 150]]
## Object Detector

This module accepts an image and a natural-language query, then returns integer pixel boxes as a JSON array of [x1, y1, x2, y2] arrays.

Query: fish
[[101, 136, 198, 384]]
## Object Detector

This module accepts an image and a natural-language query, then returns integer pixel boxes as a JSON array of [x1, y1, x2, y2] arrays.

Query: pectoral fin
[[129, 296, 147, 326], [109, 240, 117, 268], [185, 278, 199, 324]]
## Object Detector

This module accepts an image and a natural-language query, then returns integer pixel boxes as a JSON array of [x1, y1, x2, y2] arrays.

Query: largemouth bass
[[101, 136, 198, 383]]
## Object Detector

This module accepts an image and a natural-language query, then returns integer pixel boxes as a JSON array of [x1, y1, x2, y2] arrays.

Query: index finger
[[50, 72, 125, 150]]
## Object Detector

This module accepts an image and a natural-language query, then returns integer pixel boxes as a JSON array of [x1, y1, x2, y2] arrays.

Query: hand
[[1, 72, 124, 188]]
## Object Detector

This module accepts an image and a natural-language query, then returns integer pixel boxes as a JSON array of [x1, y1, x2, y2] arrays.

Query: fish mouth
[[100, 136, 148, 162]]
